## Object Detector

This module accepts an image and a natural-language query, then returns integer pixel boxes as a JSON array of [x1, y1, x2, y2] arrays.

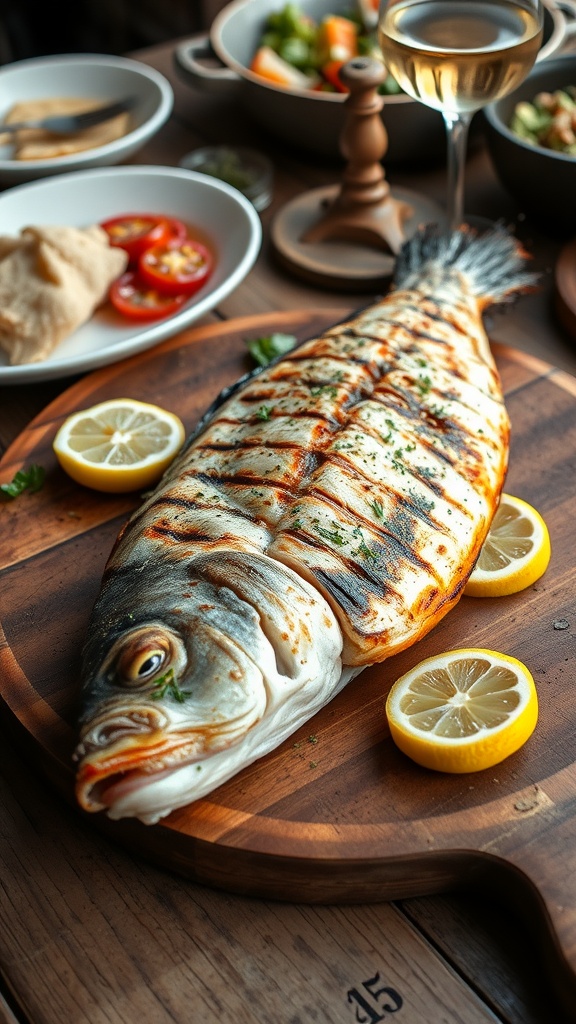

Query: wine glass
[[378, 0, 544, 230]]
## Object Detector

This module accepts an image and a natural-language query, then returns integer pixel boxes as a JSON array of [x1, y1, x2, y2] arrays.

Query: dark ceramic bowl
[[483, 54, 576, 237]]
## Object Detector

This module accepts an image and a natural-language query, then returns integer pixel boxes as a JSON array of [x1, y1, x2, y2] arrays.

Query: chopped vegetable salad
[[250, 2, 403, 95], [510, 87, 576, 155]]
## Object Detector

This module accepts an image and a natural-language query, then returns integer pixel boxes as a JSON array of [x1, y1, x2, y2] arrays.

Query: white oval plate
[[0, 165, 262, 384]]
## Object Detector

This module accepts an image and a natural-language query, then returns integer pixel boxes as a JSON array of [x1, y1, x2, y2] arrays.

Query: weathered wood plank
[[0, 727, 502, 1024]]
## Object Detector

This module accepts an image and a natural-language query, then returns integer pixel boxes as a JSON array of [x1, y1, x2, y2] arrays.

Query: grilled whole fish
[[74, 227, 535, 824]]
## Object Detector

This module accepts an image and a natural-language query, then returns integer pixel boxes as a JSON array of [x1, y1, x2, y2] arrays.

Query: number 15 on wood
[[347, 972, 403, 1021]]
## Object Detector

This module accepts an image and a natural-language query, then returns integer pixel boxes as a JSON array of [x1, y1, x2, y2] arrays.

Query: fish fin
[[393, 224, 539, 308]]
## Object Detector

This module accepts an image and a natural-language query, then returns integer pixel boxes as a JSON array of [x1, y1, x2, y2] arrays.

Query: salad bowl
[[175, 0, 572, 163]]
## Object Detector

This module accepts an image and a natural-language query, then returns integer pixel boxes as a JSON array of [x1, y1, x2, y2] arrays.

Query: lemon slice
[[385, 648, 538, 773], [464, 493, 551, 598], [53, 398, 185, 493]]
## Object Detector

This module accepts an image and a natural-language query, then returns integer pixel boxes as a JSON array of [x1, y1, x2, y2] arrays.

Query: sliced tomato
[[321, 60, 349, 93], [100, 214, 173, 262], [138, 239, 213, 296], [164, 217, 189, 244], [109, 270, 189, 321]]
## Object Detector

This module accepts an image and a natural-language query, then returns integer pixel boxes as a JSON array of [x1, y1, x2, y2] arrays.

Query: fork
[[0, 97, 137, 135]]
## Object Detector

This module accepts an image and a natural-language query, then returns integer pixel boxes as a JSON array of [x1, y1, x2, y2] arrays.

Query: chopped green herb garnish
[[196, 149, 258, 191], [0, 463, 45, 500], [310, 384, 338, 398], [371, 499, 384, 519], [353, 525, 378, 560], [151, 667, 191, 704], [313, 523, 346, 546], [256, 405, 274, 421], [430, 405, 447, 418], [357, 540, 378, 560], [416, 375, 432, 396], [246, 332, 297, 367]]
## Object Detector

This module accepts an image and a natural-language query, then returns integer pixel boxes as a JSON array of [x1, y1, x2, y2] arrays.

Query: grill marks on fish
[[104, 276, 508, 667], [265, 300, 507, 660]]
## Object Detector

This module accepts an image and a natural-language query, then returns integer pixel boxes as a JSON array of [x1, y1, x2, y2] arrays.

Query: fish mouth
[[79, 763, 183, 814], [74, 704, 257, 814], [75, 731, 202, 813]]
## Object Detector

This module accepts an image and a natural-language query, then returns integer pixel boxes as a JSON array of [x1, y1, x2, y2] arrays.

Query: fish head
[[74, 553, 344, 823], [74, 561, 273, 819]]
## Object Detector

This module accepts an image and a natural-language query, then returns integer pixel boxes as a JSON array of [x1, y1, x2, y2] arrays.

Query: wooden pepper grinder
[[301, 56, 413, 254], [271, 57, 443, 289]]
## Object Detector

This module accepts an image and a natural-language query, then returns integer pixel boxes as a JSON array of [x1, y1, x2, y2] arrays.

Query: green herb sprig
[[245, 332, 297, 367], [0, 464, 45, 500], [151, 667, 191, 704]]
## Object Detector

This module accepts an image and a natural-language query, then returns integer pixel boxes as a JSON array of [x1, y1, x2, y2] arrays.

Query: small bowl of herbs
[[180, 145, 273, 211]]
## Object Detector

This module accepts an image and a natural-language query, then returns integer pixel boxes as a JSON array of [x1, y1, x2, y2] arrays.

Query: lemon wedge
[[385, 648, 538, 773], [53, 398, 185, 493], [464, 493, 551, 598]]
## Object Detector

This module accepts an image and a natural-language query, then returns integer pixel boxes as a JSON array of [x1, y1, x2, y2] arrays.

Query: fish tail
[[394, 224, 539, 307]]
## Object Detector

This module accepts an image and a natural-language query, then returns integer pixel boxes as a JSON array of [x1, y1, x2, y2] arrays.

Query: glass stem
[[443, 111, 472, 231]]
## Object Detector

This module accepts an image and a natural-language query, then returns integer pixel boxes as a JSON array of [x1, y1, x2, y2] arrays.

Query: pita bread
[[0, 97, 131, 160], [0, 224, 128, 365]]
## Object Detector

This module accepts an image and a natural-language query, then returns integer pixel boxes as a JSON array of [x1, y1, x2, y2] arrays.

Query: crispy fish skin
[[74, 227, 536, 823]]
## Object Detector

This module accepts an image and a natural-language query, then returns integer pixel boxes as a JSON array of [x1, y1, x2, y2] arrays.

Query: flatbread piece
[[0, 224, 128, 365]]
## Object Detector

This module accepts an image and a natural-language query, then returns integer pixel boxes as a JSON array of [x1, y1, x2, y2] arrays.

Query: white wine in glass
[[378, 0, 544, 229]]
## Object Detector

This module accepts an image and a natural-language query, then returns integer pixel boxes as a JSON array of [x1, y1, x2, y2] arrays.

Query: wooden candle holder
[[301, 57, 413, 254], [271, 56, 443, 290]]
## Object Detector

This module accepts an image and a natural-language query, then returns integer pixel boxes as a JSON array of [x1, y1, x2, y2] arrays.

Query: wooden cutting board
[[1, 311, 575, 1001]]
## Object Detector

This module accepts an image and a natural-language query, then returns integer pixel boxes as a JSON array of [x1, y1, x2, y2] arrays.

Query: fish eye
[[119, 645, 168, 686], [136, 650, 166, 678]]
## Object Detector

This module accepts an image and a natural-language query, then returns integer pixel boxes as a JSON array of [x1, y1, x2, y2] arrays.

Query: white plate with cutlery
[[0, 53, 173, 184]]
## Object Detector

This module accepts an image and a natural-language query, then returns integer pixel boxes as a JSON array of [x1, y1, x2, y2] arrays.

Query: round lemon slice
[[53, 398, 186, 493], [464, 493, 551, 598], [385, 648, 538, 773]]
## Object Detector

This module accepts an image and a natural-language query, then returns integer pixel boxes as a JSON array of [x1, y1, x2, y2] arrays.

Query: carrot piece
[[316, 15, 359, 65], [249, 46, 314, 89]]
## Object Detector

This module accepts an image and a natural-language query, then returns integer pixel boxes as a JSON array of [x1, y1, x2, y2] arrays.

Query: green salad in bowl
[[249, 1, 403, 95]]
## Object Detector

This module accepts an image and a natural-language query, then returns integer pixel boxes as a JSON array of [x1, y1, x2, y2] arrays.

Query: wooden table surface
[[1, 38, 575, 1024]]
